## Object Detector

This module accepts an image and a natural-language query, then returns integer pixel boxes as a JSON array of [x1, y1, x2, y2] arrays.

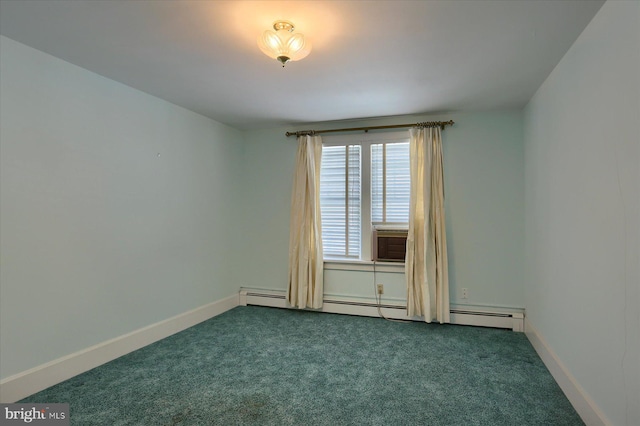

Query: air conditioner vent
[[372, 229, 408, 262]]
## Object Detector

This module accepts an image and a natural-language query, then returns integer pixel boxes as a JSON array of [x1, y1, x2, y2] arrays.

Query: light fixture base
[[277, 56, 291, 67], [273, 20, 294, 32]]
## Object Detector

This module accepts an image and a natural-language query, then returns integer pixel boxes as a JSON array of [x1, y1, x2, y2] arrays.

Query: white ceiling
[[0, 0, 604, 130]]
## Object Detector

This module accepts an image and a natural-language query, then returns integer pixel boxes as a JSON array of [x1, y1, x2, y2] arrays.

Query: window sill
[[323, 259, 405, 273]]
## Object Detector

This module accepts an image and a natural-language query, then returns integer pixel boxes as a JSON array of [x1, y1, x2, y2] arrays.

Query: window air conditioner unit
[[372, 229, 408, 262]]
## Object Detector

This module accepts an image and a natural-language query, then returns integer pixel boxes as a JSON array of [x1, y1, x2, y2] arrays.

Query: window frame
[[321, 130, 410, 262]]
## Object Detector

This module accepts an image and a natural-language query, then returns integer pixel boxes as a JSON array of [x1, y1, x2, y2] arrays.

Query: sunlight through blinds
[[320, 145, 361, 258], [371, 142, 410, 224]]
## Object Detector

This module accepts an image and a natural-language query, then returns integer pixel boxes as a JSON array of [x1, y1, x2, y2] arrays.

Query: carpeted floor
[[21, 306, 583, 425]]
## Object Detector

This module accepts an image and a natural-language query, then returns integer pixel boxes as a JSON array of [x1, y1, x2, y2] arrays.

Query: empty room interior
[[0, 1, 638, 425]]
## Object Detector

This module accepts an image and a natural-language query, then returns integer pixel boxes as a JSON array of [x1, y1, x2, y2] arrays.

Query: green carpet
[[21, 306, 583, 425]]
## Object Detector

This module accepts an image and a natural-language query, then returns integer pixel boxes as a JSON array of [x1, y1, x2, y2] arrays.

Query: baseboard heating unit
[[239, 289, 524, 332]]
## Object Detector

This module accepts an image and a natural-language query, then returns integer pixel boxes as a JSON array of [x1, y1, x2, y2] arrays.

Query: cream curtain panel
[[405, 127, 450, 323], [287, 135, 324, 309]]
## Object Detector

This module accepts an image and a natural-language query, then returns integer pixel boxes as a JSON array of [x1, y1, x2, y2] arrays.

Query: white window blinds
[[320, 145, 361, 258], [371, 142, 410, 224]]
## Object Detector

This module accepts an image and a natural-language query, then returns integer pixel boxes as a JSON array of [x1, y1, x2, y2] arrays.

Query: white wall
[[240, 111, 524, 310], [523, 1, 639, 425], [0, 36, 244, 380]]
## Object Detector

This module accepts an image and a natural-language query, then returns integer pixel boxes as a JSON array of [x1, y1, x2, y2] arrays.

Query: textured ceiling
[[0, 0, 605, 129]]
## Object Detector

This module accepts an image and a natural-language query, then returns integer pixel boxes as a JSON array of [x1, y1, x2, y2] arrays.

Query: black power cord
[[372, 261, 411, 323]]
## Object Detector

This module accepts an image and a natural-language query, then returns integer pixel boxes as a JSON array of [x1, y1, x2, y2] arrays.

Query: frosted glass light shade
[[257, 20, 311, 66]]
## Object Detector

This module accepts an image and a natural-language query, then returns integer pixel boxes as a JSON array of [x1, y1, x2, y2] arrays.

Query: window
[[320, 145, 361, 259], [319, 131, 410, 261], [371, 141, 410, 225]]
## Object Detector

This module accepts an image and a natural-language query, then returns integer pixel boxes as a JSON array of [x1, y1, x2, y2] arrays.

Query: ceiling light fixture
[[257, 20, 311, 67]]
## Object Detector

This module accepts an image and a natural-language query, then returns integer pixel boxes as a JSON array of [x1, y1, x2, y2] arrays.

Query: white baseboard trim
[[239, 288, 524, 331], [525, 318, 609, 426], [0, 294, 239, 403]]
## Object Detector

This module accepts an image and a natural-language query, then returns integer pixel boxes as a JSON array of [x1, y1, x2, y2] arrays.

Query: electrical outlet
[[377, 284, 384, 295], [461, 288, 469, 299]]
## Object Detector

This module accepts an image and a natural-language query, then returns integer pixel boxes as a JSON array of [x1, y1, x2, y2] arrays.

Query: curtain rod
[[285, 120, 454, 137]]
